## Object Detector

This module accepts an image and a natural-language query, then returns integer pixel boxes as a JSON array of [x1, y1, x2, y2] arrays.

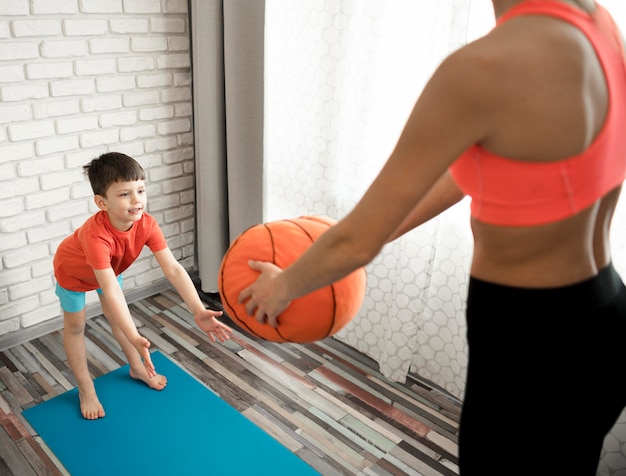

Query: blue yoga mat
[[23, 351, 319, 476]]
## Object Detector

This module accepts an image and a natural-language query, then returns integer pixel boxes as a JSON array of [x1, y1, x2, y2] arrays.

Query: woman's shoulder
[[441, 16, 581, 99]]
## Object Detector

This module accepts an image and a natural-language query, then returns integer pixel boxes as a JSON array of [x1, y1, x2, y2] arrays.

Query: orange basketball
[[218, 215, 367, 343]]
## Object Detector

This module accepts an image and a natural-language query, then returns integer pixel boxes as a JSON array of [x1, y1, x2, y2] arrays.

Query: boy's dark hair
[[83, 152, 146, 197]]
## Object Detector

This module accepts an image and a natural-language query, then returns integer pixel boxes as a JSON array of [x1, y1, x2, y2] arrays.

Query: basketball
[[218, 215, 367, 343]]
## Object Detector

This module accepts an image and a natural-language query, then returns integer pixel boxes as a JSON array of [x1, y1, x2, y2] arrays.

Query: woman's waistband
[[467, 263, 624, 314]]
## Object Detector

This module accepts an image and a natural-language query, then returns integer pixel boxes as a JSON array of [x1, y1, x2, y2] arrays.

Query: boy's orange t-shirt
[[53, 210, 168, 292]]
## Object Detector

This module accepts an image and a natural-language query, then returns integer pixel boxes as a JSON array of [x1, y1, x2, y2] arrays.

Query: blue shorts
[[55, 275, 123, 313]]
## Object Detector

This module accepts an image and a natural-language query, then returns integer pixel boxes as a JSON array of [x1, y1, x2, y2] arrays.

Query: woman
[[240, 1, 626, 473]]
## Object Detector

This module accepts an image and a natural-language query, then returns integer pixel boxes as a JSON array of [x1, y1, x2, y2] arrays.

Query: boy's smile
[[95, 180, 147, 231]]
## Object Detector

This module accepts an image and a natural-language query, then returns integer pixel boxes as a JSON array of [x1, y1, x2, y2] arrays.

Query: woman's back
[[456, 0, 624, 286]]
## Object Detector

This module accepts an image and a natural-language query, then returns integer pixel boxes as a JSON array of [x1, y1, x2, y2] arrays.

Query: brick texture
[[0, 0, 195, 335]]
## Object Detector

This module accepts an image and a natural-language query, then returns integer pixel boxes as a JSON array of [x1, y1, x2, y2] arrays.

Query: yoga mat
[[23, 351, 320, 476]]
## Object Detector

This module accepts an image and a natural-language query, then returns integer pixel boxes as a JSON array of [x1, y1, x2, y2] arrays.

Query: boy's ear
[[94, 194, 108, 210]]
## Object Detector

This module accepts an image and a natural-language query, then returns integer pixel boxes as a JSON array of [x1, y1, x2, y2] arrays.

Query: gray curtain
[[190, 0, 265, 291]]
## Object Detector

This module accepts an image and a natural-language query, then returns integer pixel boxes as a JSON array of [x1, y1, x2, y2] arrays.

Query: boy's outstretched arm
[[153, 248, 233, 342], [93, 268, 156, 377]]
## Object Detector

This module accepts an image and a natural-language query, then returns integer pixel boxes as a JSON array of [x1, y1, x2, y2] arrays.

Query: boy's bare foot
[[129, 367, 167, 390], [78, 387, 106, 420]]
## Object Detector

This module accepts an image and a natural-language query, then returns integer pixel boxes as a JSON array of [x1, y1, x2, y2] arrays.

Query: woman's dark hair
[[83, 152, 146, 197]]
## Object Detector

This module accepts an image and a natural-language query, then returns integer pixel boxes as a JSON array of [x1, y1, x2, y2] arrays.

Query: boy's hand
[[195, 309, 233, 342], [132, 335, 156, 377]]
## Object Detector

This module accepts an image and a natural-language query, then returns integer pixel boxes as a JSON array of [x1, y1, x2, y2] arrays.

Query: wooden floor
[[0, 288, 462, 476]]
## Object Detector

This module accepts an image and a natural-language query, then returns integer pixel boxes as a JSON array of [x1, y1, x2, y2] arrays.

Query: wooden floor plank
[[0, 426, 37, 476], [0, 368, 34, 407], [33, 435, 71, 476], [151, 312, 200, 346], [16, 437, 64, 476], [242, 404, 305, 453], [36, 335, 66, 364], [291, 410, 369, 473], [31, 373, 58, 401], [22, 342, 74, 394]]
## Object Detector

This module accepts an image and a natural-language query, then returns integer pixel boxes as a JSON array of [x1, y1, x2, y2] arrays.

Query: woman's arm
[[386, 171, 465, 243], [238, 39, 499, 326]]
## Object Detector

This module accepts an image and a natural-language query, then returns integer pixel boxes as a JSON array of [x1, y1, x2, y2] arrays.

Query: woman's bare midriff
[[469, 186, 622, 288]]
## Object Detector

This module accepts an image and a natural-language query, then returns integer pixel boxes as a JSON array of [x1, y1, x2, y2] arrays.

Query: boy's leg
[[63, 308, 106, 420], [98, 294, 167, 390]]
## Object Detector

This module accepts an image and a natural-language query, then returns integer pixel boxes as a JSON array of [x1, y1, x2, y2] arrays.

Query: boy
[[53, 152, 232, 420]]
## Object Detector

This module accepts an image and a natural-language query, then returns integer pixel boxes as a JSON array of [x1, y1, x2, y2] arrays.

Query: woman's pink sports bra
[[449, 1, 626, 226]]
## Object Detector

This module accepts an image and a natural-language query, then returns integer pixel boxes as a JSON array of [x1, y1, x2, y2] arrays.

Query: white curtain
[[192, 0, 491, 388], [264, 0, 489, 392]]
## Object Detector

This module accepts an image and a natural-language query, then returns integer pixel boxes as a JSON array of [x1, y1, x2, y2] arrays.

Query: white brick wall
[[0, 0, 196, 340]]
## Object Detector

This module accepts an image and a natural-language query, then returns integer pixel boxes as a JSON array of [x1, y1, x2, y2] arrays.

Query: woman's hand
[[238, 260, 291, 327]]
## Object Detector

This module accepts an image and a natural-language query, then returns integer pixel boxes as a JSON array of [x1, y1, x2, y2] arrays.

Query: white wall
[[0, 0, 196, 346]]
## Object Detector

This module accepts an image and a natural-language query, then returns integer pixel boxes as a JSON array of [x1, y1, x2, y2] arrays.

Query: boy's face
[[95, 180, 147, 231]]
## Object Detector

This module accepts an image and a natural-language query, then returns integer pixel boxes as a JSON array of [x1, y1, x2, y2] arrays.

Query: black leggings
[[459, 264, 626, 475]]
